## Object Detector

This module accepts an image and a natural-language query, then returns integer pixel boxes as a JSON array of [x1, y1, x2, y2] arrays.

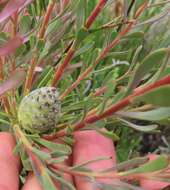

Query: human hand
[[0, 130, 169, 190]]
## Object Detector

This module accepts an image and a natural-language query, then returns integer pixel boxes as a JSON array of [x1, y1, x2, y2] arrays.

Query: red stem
[[44, 74, 170, 140], [134, 1, 148, 19], [38, 1, 56, 39], [51, 47, 75, 86], [60, 22, 134, 100], [24, 56, 37, 95], [60, 1, 148, 99], [85, 0, 108, 29], [93, 86, 107, 96], [51, 0, 108, 87], [133, 75, 170, 96]]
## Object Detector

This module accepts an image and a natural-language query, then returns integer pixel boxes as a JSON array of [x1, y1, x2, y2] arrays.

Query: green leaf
[[76, 0, 86, 30], [48, 156, 68, 164], [36, 66, 54, 88], [37, 39, 45, 52], [76, 28, 89, 45], [104, 51, 130, 61], [19, 15, 32, 34], [160, 66, 170, 78], [119, 118, 158, 132], [32, 137, 72, 156], [74, 41, 95, 57], [15, 44, 26, 56], [130, 45, 143, 70], [0, 118, 10, 125], [20, 148, 32, 171], [47, 169, 76, 190], [97, 79, 116, 114], [61, 136, 75, 146], [40, 169, 57, 190], [29, 35, 37, 49], [116, 157, 148, 172], [124, 31, 144, 39], [39, 40, 51, 59], [46, 17, 62, 35], [30, 153, 57, 190], [72, 156, 112, 170], [128, 48, 169, 91], [116, 107, 170, 121], [32, 147, 51, 160], [134, 85, 170, 107], [13, 140, 22, 155], [121, 155, 169, 176], [96, 129, 120, 141]]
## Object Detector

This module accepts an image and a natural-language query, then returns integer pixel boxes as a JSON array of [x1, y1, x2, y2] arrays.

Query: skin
[[73, 130, 118, 190], [0, 132, 20, 190], [22, 140, 73, 190], [0, 131, 169, 190]]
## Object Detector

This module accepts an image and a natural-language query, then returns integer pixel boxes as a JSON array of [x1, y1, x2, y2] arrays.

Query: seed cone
[[18, 87, 60, 133]]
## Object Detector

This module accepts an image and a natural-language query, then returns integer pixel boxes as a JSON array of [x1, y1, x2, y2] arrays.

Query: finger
[[73, 130, 117, 190], [0, 132, 20, 190], [140, 154, 170, 190], [22, 172, 42, 190], [22, 141, 73, 190]]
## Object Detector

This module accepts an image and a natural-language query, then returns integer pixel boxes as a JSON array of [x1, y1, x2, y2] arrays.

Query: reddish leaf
[[0, 0, 34, 23], [0, 69, 26, 97], [0, 35, 23, 56]]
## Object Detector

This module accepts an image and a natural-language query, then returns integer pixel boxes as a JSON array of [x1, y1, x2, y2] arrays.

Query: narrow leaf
[[32, 148, 51, 160], [116, 107, 170, 121], [47, 169, 76, 190], [40, 169, 57, 190], [134, 85, 170, 107], [128, 48, 169, 91], [119, 118, 158, 132], [96, 129, 120, 141], [121, 155, 169, 175], [32, 137, 72, 155], [72, 156, 112, 170]]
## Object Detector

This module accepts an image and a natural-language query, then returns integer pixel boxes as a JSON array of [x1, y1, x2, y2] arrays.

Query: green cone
[[18, 87, 60, 133]]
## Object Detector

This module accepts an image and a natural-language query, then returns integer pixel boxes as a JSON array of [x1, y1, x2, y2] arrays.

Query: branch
[[44, 74, 170, 140], [51, 0, 108, 86], [51, 45, 76, 86], [85, 0, 108, 29], [38, 0, 56, 39], [59, 22, 134, 100], [59, 1, 148, 100]]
